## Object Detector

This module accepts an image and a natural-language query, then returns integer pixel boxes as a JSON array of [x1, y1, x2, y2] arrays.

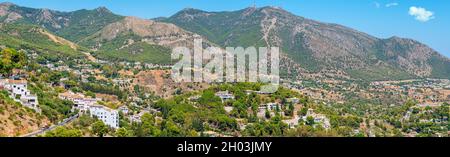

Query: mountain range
[[1, 2, 449, 80]]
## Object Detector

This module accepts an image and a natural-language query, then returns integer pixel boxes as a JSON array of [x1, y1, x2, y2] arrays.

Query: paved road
[[20, 114, 79, 137]]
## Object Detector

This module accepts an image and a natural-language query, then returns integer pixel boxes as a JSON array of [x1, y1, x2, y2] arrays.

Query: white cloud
[[409, 6, 435, 22], [385, 3, 398, 7]]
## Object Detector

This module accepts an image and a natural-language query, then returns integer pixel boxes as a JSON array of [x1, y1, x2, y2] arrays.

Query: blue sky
[[1, 0, 449, 58]]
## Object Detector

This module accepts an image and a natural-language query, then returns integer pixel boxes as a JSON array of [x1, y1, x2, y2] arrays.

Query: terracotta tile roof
[[8, 79, 27, 84]]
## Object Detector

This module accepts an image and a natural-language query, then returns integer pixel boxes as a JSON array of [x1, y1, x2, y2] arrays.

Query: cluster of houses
[[0, 79, 40, 112], [127, 110, 148, 123], [34, 55, 174, 129], [117, 105, 150, 123], [280, 108, 331, 129], [303, 108, 331, 129], [58, 91, 119, 128], [122, 107, 161, 124], [118, 61, 172, 70], [368, 79, 450, 105], [214, 90, 326, 129]]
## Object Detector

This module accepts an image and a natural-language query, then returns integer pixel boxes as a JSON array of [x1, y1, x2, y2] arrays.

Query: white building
[[89, 105, 119, 129], [59, 91, 119, 128], [264, 103, 280, 111], [302, 108, 331, 129], [129, 114, 142, 123], [188, 95, 201, 101], [3, 79, 40, 112], [59, 91, 98, 113], [73, 98, 98, 113], [20, 94, 39, 110], [215, 91, 235, 103], [128, 111, 149, 124]]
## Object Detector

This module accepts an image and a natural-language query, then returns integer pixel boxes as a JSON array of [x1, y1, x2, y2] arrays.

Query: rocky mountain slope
[[1, 2, 448, 80], [79, 16, 212, 64], [0, 2, 123, 41], [0, 2, 212, 64], [0, 23, 83, 59], [163, 7, 450, 80]]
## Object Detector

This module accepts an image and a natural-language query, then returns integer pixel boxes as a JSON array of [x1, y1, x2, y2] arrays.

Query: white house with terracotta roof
[[59, 91, 98, 113]]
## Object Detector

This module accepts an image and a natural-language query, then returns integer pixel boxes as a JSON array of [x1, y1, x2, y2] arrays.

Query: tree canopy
[[0, 48, 27, 76]]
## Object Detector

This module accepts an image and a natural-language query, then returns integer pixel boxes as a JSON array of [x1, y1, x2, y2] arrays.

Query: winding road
[[20, 114, 79, 137]]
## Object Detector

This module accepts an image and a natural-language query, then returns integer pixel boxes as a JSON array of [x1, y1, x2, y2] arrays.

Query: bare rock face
[[0, 3, 23, 22], [99, 16, 183, 40], [99, 16, 194, 47], [89, 16, 212, 49], [0, 2, 14, 16], [0, 3, 10, 16], [4, 12, 22, 23]]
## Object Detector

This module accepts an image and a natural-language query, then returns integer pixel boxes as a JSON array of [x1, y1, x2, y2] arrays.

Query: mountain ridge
[[0, 2, 124, 41], [1, 2, 449, 80], [78, 16, 213, 64], [163, 6, 450, 80]]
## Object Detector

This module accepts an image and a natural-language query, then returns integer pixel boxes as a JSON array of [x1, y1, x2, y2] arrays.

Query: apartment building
[[59, 91, 119, 128]]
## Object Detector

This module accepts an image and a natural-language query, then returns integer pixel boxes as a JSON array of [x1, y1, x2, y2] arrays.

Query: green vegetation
[[28, 82, 74, 122], [115, 82, 447, 137], [55, 8, 124, 42], [80, 82, 127, 100], [0, 48, 27, 76], [346, 65, 414, 81], [91, 120, 109, 137], [166, 7, 450, 80], [115, 127, 134, 137], [429, 55, 450, 79], [1, 4, 449, 138], [1, 4, 123, 42], [94, 42, 172, 64], [25, 61, 77, 122], [82, 33, 172, 64], [44, 126, 82, 137], [164, 8, 266, 48], [0, 23, 83, 59]]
